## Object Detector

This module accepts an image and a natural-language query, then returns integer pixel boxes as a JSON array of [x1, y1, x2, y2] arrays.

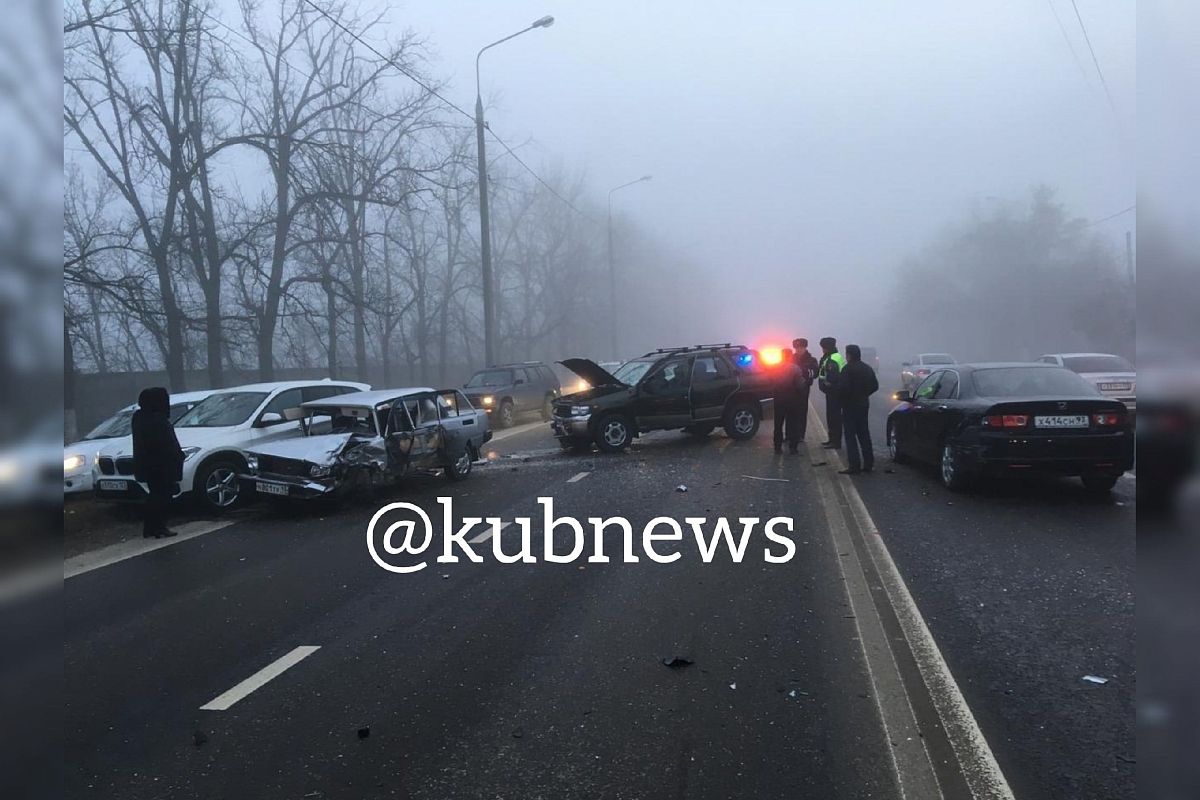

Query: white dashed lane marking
[[468, 521, 511, 545], [567, 471, 591, 483], [200, 646, 321, 711]]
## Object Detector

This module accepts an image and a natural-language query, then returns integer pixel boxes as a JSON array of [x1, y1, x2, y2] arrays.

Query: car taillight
[[1092, 412, 1126, 427], [984, 414, 1029, 429], [916, 369, 930, 377]]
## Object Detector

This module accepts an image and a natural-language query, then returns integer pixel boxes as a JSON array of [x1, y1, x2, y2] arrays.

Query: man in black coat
[[836, 344, 880, 475], [791, 338, 819, 443], [773, 349, 806, 454], [132, 387, 184, 538]]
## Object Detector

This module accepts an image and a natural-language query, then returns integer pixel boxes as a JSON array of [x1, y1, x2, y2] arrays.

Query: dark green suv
[[462, 362, 561, 428], [551, 345, 777, 452]]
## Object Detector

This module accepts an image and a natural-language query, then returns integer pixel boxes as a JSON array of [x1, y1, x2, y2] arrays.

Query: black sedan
[[886, 363, 1134, 492]]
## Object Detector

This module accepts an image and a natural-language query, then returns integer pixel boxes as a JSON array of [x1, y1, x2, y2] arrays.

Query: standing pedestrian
[[792, 338, 819, 444], [837, 344, 879, 475], [772, 349, 806, 454], [817, 337, 846, 449], [132, 387, 184, 539]]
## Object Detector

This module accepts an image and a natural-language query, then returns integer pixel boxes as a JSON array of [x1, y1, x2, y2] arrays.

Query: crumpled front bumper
[[550, 414, 591, 439], [240, 473, 336, 500]]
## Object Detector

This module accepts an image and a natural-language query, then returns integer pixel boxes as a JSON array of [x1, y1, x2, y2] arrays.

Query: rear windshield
[[175, 392, 269, 427], [1062, 355, 1134, 374], [972, 368, 1099, 398], [465, 369, 512, 388], [922, 354, 955, 365], [612, 359, 655, 385]]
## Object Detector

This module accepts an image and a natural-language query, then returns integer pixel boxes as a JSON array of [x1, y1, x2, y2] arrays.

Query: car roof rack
[[641, 343, 749, 357]]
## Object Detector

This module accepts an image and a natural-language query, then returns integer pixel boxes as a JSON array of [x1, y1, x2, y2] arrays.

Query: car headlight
[[309, 464, 331, 478], [182, 447, 202, 461], [64, 454, 87, 473], [482, 395, 494, 407], [570, 405, 591, 416], [244, 453, 259, 472]]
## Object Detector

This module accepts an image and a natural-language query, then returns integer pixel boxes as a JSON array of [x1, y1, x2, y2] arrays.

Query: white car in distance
[[92, 380, 369, 511], [1038, 353, 1136, 410], [64, 390, 216, 495]]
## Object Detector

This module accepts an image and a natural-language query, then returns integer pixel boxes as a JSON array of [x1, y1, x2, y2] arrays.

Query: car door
[[247, 388, 305, 446], [634, 356, 694, 429], [385, 401, 417, 476], [907, 371, 944, 460], [435, 390, 484, 456], [920, 369, 961, 446], [409, 393, 444, 468], [690, 355, 737, 421]]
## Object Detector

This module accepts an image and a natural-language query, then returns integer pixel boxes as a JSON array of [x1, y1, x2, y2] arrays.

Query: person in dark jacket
[[773, 349, 806, 454], [836, 344, 879, 475], [792, 338, 819, 443], [132, 387, 184, 538], [817, 337, 846, 449]]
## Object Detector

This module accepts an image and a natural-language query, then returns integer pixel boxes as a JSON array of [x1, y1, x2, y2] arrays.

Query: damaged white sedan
[[241, 388, 491, 501]]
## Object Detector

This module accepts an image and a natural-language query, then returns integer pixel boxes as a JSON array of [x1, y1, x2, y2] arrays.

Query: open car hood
[[559, 358, 626, 388]]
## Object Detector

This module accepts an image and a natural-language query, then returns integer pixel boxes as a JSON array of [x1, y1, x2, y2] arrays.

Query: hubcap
[[733, 409, 755, 434], [603, 420, 627, 447], [501, 404, 513, 425], [941, 446, 955, 485], [206, 467, 239, 507], [455, 450, 472, 475]]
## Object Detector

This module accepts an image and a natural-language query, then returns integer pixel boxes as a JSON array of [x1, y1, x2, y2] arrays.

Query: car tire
[[445, 445, 475, 482], [195, 458, 243, 512], [939, 442, 972, 491], [1081, 470, 1119, 494], [541, 394, 554, 421], [594, 413, 634, 453], [497, 399, 515, 429], [723, 401, 760, 441], [888, 423, 911, 464], [683, 423, 716, 437]]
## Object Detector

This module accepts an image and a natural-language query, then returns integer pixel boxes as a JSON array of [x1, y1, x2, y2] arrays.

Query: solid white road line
[[487, 421, 545, 443], [468, 520, 511, 544], [810, 405, 1016, 800], [64, 519, 237, 580], [200, 646, 321, 711], [567, 471, 590, 483]]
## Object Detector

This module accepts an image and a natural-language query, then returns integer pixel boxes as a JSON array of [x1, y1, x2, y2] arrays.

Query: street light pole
[[474, 15, 554, 367], [607, 175, 652, 360]]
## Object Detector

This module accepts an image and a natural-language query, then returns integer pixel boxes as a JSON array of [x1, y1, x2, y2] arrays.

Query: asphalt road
[[61, 399, 1135, 799]]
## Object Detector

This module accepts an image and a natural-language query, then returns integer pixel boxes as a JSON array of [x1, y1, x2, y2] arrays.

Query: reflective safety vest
[[819, 351, 846, 380]]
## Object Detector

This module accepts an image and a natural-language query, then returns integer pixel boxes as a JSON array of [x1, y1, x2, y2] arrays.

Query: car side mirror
[[893, 390, 912, 402], [257, 411, 284, 427]]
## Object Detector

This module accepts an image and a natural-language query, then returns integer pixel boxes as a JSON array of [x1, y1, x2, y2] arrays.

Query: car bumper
[[550, 414, 591, 439], [241, 473, 336, 500], [64, 471, 93, 494], [957, 431, 1135, 474], [92, 477, 186, 502]]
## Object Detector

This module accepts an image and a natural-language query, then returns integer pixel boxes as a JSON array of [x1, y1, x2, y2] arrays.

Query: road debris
[[1082, 674, 1109, 685], [742, 475, 791, 482], [661, 656, 694, 669], [357, 726, 371, 739], [811, 461, 828, 467], [729, 682, 737, 690], [675, 484, 688, 492], [192, 730, 208, 747], [512, 727, 525, 739]]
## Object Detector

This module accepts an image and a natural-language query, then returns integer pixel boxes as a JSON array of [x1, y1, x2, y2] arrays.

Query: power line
[[1085, 204, 1135, 227], [1068, 0, 1120, 117], [1044, 0, 1089, 84]]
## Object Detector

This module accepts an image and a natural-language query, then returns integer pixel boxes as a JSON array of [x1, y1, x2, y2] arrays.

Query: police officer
[[773, 349, 805, 454], [817, 337, 846, 449], [791, 338, 819, 443]]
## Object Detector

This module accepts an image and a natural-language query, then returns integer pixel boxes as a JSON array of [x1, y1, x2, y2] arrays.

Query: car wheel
[[445, 445, 475, 482], [939, 443, 972, 491], [1081, 470, 1120, 494], [888, 424, 911, 464], [497, 400, 515, 428], [196, 458, 242, 512], [683, 424, 716, 438], [594, 413, 634, 453], [723, 402, 760, 440], [541, 395, 554, 421]]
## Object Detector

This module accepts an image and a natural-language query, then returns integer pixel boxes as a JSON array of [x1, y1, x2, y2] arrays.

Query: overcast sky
[[378, 1, 1134, 338]]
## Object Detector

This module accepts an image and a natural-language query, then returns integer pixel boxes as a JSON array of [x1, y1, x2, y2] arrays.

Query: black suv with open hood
[[551, 345, 777, 452]]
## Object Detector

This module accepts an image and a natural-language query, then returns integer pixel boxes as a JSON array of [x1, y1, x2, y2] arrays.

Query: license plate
[[1034, 415, 1089, 429], [98, 479, 127, 491], [1098, 383, 1131, 392], [256, 481, 288, 497]]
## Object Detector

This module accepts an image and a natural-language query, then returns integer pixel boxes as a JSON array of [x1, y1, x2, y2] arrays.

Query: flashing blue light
[[736, 352, 754, 367]]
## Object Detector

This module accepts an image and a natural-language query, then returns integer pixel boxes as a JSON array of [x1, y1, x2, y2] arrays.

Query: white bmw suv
[[92, 380, 369, 511]]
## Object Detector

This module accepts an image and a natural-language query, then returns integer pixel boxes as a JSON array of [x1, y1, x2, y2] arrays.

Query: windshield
[[1063, 355, 1134, 374], [175, 392, 269, 427], [972, 368, 1099, 398], [465, 369, 513, 388], [922, 354, 955, 365], [612, 359, 655, 385], [306, 406, 377, 436], [83, 408, 135, 440]]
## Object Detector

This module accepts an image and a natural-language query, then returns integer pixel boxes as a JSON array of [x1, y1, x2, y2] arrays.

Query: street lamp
[[474, 15, 554, 367], [607, 175, 652, 360]]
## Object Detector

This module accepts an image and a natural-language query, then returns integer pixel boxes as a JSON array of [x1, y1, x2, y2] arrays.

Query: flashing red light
[[760, 347, 784, 366]]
